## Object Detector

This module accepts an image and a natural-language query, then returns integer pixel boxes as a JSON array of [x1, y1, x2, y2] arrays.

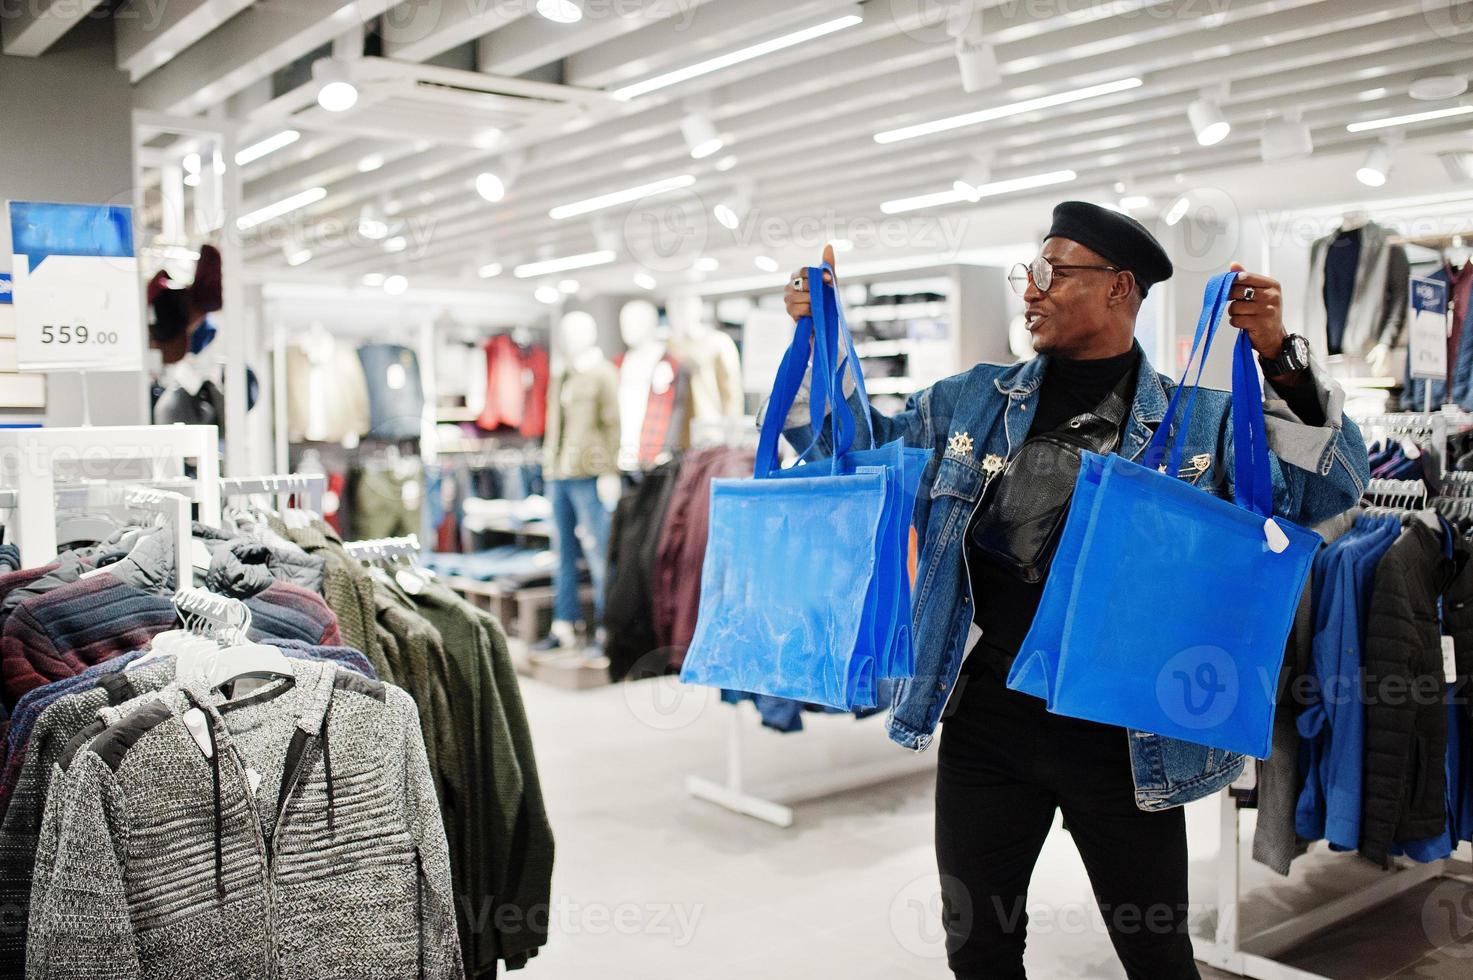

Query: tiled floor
[[518, 674, 1473, 979]]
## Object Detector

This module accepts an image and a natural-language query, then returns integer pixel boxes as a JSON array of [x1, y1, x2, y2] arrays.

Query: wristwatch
[[1258, 333, 1310, 377]]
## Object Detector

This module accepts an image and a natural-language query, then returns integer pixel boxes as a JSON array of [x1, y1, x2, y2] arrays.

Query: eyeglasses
[[1008, 255, 1121, 295]]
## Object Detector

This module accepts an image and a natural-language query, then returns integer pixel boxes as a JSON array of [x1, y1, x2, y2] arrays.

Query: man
[[778, 202, 1369, 979]]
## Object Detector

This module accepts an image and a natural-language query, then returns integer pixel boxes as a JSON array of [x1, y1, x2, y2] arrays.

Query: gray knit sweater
[[27, 661, 463, 979]]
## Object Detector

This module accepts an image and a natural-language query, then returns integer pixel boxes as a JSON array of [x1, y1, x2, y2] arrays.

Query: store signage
[[0, 273, 12, 305], [6, 201, 143, 373], [1408, 275, 1448, 382]]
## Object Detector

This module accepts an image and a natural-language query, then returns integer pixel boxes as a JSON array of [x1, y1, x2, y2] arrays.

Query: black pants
[[935, 659, 1201, 980]]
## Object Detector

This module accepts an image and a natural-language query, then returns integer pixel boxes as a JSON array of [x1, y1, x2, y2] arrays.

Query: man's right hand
[[783, 243, 838, 325]]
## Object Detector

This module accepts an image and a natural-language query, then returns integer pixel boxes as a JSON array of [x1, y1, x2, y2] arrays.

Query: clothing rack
[[1362, 478, 1429, 508], [125, 487, 193, 591], [344, 534, 421, 562], [0, 425, 221, 566], [173, 584, 250, 639], [685, 705, 933, 828], [220, 473, 325, 515]]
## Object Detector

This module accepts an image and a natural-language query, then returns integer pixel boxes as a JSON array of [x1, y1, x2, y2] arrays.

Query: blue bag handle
[[1142, 272, 1233, 473], [1142, 271, 1274, 518], [754, 265, 855, 477]]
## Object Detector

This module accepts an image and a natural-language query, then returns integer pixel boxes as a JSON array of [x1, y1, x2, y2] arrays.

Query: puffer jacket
[[1359, 521, 1463, 867], [27, 661, 463, 979]]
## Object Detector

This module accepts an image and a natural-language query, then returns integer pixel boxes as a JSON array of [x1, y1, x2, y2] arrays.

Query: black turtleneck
[[967, 346, 1141, 679]]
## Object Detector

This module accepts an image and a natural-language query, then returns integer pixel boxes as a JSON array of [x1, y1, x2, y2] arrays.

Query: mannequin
[[1304, 213, 1409, 370], [616, 299, 686, 469], [667, 294, 744, 420], [540, 310, 620, 658]]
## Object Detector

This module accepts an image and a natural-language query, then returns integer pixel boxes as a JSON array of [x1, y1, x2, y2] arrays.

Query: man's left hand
[[1225, 261, 1287, 362]]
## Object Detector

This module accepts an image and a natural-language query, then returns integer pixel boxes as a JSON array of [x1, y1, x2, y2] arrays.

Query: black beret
[[1045, 201, 1173, 295]]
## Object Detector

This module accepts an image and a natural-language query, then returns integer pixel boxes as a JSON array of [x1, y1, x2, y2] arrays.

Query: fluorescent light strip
[[235, 130, 300, 166], [611, 14, 863, 101], [1346, 104, 1473, 133], [514, 249, 618, 278], [874, 77, 1143, 144], [881, 169, 1077, 214], [549, 175, 696, 220], [236, 186, 327, 230]]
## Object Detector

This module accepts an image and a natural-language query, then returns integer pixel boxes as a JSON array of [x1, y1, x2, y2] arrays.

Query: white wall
[[0, 18, 148, 426]]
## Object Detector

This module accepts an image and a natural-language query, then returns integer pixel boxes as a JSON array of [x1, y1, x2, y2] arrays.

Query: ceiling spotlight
[[362, 273, 386, 287], [1164, 195, 1191, 226], [754, 255, 780, 272], [714, 155, 739, 172], [1439, 151, 1473, 182], [558, 278, 580, 294], [681, 112, 724, 160], [634, 272, 657, 290], [1356, 142, 1392, 187], [183, 172, 201, 188], [952, 153, 993, 202], [313, 58, 359, 113], [1409, 74, 1468, 101], [183, 152, 201, 175], [536, 0, 582, 23], [383, 274, 409, 296], [383, 236, 408, 253], [695, 256, 720, 272], [475, 171, 506, 203], [1188, 96, 1230, 146], [285, 247, 313, 267], [1260, 117, 1314, 162], [954, 20, 1000, 94], [1119, 195, 1151, 210], [830, 238, 854, 253], [357, 153, 385, 173], [535, 285, 561, 304], [713, 204, 739, 230], [358, 206, 389, 240], [478, 262, 503, 278]]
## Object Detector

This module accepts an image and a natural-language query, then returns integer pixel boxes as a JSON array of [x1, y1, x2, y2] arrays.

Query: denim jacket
[[782, 342, 1370, 810]]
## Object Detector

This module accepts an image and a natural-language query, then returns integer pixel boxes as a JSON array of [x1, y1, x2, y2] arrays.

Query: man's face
[[1023, 238, 1124, 356]]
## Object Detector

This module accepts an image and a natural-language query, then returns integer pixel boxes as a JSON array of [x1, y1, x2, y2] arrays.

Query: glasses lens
[[1007, 263, 1030, 296], [1029, 255, 1053, 292]]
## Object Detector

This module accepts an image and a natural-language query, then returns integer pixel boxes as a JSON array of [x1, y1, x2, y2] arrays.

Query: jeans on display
[[934, 662, 1200, 980], [551, 477, 610, 625]]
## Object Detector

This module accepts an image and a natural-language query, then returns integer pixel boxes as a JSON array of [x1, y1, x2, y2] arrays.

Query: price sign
[[7, 201, 142, 373], [0, 273, 12, 341], [1408, 275, 1449, 382]]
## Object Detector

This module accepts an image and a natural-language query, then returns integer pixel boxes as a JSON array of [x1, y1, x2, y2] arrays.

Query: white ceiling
[[8, 0, 1473, 301]]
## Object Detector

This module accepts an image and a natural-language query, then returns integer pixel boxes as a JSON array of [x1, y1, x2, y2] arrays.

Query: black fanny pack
[[967, 371, 1134, 583]]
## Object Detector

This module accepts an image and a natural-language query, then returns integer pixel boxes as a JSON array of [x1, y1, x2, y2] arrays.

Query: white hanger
[[196, 602, 294, 691]]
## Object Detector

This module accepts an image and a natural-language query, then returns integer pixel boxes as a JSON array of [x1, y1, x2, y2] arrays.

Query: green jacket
[[544, 360, 620, 479]]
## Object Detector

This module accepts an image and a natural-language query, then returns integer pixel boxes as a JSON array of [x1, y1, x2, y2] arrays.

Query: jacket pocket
[[930, 457, 983, 502]]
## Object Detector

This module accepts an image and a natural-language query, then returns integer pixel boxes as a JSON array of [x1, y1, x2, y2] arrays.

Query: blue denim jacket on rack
[[782, 341, 1369, 810]]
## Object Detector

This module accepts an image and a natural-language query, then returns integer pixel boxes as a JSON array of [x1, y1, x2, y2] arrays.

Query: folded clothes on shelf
[[423, 547, 564, 584]]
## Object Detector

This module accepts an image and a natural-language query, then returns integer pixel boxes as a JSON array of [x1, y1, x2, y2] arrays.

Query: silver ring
[[1243, 286, 1256, 302], [792, 277, 804, 290]]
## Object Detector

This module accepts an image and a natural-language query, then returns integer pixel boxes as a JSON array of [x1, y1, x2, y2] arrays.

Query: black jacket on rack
[[605, 459, 683, 682], [1359, 521, 1464, 866]]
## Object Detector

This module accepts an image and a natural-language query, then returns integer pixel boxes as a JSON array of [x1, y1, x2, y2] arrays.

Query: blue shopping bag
[[681, 263, 921, 708], [1008, 272, 1320, 758]]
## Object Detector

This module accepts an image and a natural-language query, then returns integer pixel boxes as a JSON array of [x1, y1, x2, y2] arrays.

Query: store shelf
[[863, 376, 919, 395], [846, 302, 947, 323], [853, 340, 917, 358]]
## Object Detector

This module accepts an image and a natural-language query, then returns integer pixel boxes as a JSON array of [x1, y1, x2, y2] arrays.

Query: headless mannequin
[[1343, 208, 1390, 375], [668, 294, 744, 418], [617, 300, 668, 469], [544, 311, 617, 656]]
